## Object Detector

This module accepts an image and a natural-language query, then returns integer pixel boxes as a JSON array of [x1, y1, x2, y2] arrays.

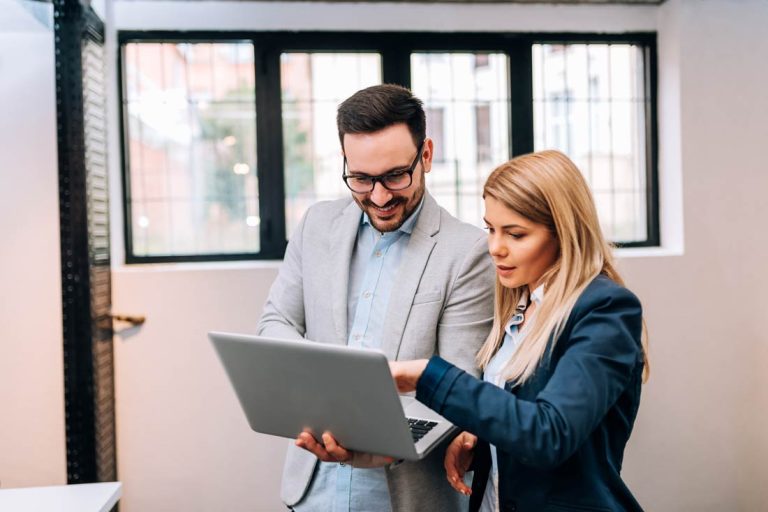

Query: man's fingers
[[296, 432, 334, 462], [322, 432, 351, 462]]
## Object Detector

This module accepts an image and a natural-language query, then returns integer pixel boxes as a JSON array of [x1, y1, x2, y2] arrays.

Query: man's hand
[[444, 431, 476, 495], [295, 430, 394, 468], [296, 430, 351, 463], [389, 359, 429, 393]]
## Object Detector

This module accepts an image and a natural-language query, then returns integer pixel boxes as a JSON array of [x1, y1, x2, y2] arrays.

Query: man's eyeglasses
[[342, 141, 425, 193]]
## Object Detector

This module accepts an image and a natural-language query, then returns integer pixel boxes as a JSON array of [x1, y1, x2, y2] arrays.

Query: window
[[280, 52, 382, 239], [425, 107, 446, 163], [119, 32, 658, 262], [412, 52, 510, 224], [533, 43, 651, 243], [122, 41, 259, 260], [474, 54, 490, 69], [475, 104, 492, 164]]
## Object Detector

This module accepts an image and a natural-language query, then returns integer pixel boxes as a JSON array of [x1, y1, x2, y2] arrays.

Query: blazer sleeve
[[256, 211, 308, 341], [417, 285, 643, 469], [435, 235, 495, 377]]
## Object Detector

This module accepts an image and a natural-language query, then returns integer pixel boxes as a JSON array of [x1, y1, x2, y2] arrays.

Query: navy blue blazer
[[416, 275, 644, 512]]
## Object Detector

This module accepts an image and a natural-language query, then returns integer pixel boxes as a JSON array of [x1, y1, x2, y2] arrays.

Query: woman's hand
[[295, 430, 394, 468], [444, 431, 477, 495], [389, 359, 429, 393]]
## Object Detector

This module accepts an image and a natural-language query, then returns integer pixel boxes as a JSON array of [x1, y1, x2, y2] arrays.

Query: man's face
[[343, 123, 433, 233]]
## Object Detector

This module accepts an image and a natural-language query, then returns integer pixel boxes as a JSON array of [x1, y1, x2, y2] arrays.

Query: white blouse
[[479, 285, 544, 512]]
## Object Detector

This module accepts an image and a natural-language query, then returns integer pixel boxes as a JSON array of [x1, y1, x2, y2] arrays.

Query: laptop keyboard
[[407, 418, 438, 442]]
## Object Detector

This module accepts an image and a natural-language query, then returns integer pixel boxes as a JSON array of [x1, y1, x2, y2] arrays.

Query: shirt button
[[353, 334, 361, 341], [363, 291, 372, 299], [374, 251, 382, 257]]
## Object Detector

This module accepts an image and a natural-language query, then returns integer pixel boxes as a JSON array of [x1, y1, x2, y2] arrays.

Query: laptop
[[209, 331, 457, 461]]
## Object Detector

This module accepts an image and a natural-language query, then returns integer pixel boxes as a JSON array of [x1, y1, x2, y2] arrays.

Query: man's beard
[[356, 184, 424, 233]]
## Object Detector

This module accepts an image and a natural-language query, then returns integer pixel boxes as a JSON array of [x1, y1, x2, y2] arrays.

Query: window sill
[[113, 259, 284, 273], [615, 246, 683, 259]]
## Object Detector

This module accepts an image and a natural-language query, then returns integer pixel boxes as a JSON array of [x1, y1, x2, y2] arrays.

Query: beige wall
[[0, 20, 67, 488], [620, 1, 768, 509]]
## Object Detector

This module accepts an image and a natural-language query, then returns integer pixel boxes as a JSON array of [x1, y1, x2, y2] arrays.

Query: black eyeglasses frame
[[342, 140, 426, 193]]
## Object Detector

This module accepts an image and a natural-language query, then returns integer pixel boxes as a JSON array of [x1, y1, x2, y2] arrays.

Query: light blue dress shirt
[[479, 285, 544, 512], [294, 199, 425, 512]]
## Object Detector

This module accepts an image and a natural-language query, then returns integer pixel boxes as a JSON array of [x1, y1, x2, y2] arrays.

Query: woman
[[391, 150, 649, 512]]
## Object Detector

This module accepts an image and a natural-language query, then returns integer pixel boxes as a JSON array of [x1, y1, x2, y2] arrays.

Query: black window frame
[[118, 31, 659, 263]]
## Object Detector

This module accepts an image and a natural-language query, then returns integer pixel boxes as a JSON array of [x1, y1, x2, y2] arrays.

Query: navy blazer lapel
[[330, 201, 362, 345], [380, 193, 441, 360]]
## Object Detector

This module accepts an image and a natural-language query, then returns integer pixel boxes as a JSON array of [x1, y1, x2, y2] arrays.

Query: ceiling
[[117, 0, 664, 4]]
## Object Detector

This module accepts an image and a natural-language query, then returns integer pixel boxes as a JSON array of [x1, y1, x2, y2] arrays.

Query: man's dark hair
[[337, 84, 426, 150]]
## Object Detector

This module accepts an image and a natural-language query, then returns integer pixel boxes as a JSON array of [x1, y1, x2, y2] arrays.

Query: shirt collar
[[362, 196, 425, 236], [504, 284, 545, 336], [530, 283, 545, 304]]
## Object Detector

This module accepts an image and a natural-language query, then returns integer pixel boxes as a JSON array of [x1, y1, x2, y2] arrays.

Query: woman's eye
[[508, 232, 524, 239], [483, 226, 494, 234]]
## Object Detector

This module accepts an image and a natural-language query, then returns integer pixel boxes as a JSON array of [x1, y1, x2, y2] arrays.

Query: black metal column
[[508, 41, 534, 157], [54, 0, 116, 484]]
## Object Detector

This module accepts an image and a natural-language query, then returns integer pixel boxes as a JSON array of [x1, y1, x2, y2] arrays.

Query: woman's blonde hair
[[476, 150, 649, 385]]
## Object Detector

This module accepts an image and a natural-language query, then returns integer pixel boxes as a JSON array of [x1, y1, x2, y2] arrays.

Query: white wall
[[90, 0, 768, 509], [114, 0, 658, 33], [0, 2, 67, 488], [1, 0, 762, 505]]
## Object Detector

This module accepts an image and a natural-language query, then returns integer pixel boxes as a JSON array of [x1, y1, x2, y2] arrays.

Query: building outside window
[[120, 33, 657, 262]]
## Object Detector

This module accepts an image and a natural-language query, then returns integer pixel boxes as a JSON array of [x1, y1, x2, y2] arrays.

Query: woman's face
[[483, 195, 559, 290]]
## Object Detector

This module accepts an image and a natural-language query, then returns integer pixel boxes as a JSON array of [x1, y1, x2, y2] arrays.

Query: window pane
[[533, 43, 648, 243], [281, 53, 382, 238], [411, 53, 510, 228], [123, 42, 258, 257]]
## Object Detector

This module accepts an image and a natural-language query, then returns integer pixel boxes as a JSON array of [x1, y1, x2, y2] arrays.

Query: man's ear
[[422, 137, 435, 173]]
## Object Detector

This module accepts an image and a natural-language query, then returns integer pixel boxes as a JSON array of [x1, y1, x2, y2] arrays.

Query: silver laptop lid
[[209, 332, 421, 460]]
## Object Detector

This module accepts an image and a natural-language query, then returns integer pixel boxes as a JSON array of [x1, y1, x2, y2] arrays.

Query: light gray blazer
[[257, 192, 495, 511]]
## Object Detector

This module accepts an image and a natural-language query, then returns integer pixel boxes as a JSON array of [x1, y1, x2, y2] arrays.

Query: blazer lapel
[[380, 193, 441, 360], [329, 201, 362, 344]]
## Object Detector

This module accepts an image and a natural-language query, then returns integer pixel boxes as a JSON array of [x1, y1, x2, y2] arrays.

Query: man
[[257, 84, 494, 511]]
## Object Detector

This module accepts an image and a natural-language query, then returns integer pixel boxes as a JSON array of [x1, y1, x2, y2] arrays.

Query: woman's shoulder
[[553, 274, 643, 359], [572, 274, 642, 319]]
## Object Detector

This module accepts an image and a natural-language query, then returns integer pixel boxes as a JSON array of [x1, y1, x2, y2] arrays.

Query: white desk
[[0, 482, 121, 512]]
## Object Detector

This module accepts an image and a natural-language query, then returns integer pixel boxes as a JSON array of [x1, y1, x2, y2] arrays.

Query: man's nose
[[369, 181, 393, 206]]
